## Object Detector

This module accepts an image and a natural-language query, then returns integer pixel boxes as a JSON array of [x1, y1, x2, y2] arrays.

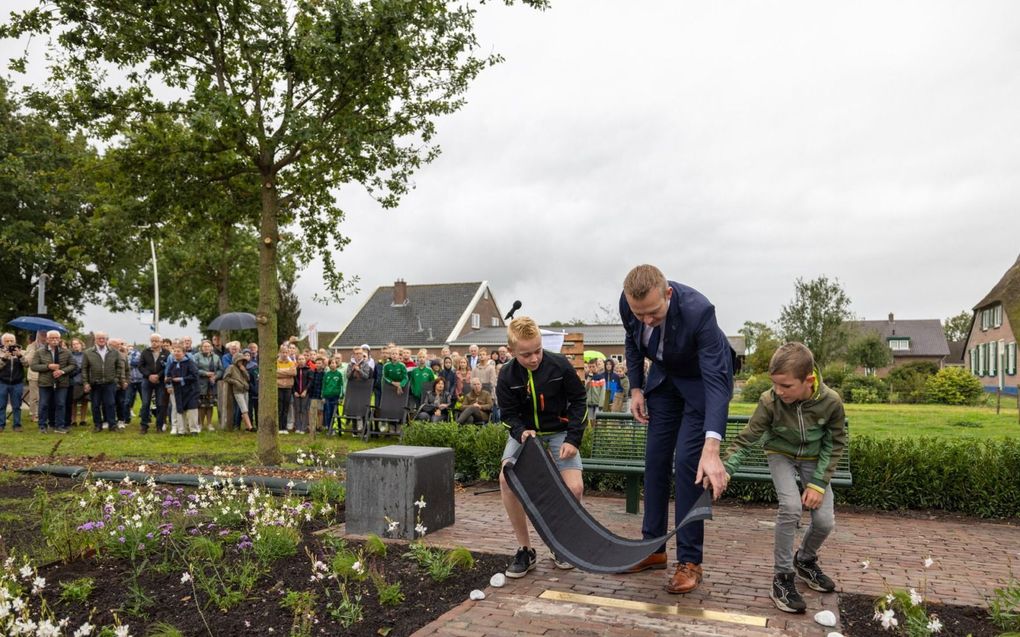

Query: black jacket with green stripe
[[723, 380, 847, 491], [497, 351, 587, 449]]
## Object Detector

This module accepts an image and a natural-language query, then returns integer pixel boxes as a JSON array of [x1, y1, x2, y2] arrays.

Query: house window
[[994, 304, 1003, 328], [989, 341, 998, 376], [970, 348, 978, 375], [471, 313, 480, 329], [980, 343, 987, 376], [888, 338, 910, 351], [491, 317, 499, 327], [1008, 342, 1018, 375]]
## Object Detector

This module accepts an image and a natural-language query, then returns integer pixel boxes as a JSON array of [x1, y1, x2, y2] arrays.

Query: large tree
[[0, 79, 106, 327], [777, 275, 853, 366], [846, 330, 892, 374], [943, 310, 972, 343], [4, 0, 544, 463]]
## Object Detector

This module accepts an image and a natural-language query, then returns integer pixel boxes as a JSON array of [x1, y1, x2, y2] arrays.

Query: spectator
[[308, 355, 325, 434], [223, 356, 254, 431], [210, 334, 225, 358], [110, 338, 131, 427], [22, 331, 45, 423], [165, 344, 200, 435], [471, 353, 497, 394], [124, 342, 145, 427], [82, 331, 127, 433], [245, 349, 259, 430], [0, 333, 26, 432], [616, 361, 630, 412], [416, 376, 452, 422], [584, 359, 605, 423], [490, 349, 500, 365], [322, 358, 344, 434], [194, 339, 221, 432], [603, 359, 623, 412], [466, 344, 480, 370], [218, 341, 240, 430], [457, 377, 492, 425], [439, 356, 457, 399], [497, 346, 511, 365], [454, 357, 470, 397], [346, 347, 371, 380], [68, 338, 89, 427], [382, 347, 409, 394], [29, 330, 75, 433], [293, 354, 311, 434], [276, 348, 296, 433], [138, 334, 168, 434], [407, 353, 436, 410]]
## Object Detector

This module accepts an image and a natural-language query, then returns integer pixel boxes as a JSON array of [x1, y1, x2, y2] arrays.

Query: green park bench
[[582, 412, 853, 514]]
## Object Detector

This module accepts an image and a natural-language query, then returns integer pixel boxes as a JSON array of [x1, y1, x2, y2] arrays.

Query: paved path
[[338, 489, 1019, 636]]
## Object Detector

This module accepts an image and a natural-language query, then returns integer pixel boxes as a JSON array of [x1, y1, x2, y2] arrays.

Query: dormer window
[[888, 337, 910, 351]]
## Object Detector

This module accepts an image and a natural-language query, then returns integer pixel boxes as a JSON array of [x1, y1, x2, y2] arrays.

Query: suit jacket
[[81, 346, 127, 385], [620, 280, 734, 437], [29, 345, 77, 388]]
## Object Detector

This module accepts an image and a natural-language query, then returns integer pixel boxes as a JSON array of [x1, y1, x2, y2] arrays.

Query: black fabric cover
[[503, 436, 713, 574]]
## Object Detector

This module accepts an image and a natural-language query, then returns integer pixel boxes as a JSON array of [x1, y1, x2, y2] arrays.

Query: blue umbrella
[[7, 316, 68, 333], [207, 312, 258, 331]]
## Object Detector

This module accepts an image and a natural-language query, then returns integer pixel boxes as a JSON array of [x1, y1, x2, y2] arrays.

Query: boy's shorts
[[501, 430, 583, 472]]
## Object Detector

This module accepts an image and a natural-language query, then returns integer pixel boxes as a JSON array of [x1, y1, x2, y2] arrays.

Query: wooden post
[[997, 388, 1002, 415], [561, 332, 586, 381]]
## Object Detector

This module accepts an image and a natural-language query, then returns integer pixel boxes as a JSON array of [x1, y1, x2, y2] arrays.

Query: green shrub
[[888, 361, 939, 403], [924, 367, 984, 405], [842, 374, 889, 403], [740, 375, 773, 403], [820, 361, 853, 391], [404, 421, 508, 481]]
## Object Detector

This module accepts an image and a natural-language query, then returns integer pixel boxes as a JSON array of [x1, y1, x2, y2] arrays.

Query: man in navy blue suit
[[618, 264, 734, 594]]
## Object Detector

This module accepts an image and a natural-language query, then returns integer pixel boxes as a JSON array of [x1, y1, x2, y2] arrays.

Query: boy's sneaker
[[770, 573, 806, 613], [552, 554, 574, 570], [795, 553, 836, 592], [505, 547, 537, 579]]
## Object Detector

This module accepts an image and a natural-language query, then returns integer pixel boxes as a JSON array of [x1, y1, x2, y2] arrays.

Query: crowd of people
[[0, 329, 635, 436]]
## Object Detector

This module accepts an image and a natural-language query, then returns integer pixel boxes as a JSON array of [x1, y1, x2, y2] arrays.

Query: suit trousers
[[642, 379, 707, 565]]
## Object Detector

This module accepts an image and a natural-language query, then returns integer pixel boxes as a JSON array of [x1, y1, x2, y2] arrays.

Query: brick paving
[[337, 489, 1020, 636]]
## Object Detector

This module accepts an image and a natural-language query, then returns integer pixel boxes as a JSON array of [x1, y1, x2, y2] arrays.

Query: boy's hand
[[801, 488, 823, 510]]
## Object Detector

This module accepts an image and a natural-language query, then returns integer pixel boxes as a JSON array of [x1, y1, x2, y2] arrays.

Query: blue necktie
[[648, 327, 661, 361]]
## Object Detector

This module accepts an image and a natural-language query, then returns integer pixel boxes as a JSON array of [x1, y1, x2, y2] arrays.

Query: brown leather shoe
[[620, 552, 667, 574], [665, 562, 703, 594]]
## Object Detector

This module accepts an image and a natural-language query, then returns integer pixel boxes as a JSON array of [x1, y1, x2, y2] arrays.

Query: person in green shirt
[[381, 347, 408, 394], [321, 358, 345, 434], [407, 353, 436, 410]]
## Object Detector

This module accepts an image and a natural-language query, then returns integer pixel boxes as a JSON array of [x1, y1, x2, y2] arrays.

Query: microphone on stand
[[504, 300, 522, 321]]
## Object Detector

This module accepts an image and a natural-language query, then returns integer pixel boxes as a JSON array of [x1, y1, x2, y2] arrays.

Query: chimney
[[888, 312, 894, 323], [393, 279, 407, 306]]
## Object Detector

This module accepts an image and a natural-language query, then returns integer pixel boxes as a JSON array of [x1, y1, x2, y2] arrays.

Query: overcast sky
[[9, 1, 1020, 342]]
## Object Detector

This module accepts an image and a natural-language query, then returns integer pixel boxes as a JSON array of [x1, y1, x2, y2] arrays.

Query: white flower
[[908, 588, 923, 606], [927, 616, 943, 633], [414, 496, 427, 509], [73, 623, 95, 637], [878, 608, 898, 630], [36, 619, 60, 637], [78, 499, 88, 509], [244, 621, 251, 628], [860, 560, 870, 570], [12, 597, 25, 611], [114, 625, 131, 637], [31, 576, 46, 594], [387, 520, 399, 532], [180, 572, 192, 584], [923, 556, 934, 568], [137, 465, 147, 472], [884, 593, 895, 604], [415, 523, 428, 536], [286, 481, 295, 489], [352, 561, 364, 574], [18, 564, 32, 579]]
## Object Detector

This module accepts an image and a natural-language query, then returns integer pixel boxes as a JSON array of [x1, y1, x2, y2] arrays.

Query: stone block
[[346, 445, 455, 539]]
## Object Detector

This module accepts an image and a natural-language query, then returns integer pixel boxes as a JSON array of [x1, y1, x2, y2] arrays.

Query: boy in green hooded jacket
[[722, 342, 846, 614]]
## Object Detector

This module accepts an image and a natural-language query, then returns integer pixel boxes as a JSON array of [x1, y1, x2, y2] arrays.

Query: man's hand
[[48, 363, 60, 370], [802, 488, 823, 510], [148, 374, 159, 384], [53, 369, 64, 379], [629, 389, 648, 424], [520, 429, 537, 443], [695, 438, 728, 500], [559, 442, 578, 460]]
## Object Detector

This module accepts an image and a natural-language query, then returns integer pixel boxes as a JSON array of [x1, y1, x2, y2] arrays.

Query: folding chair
[[340, 377, 372, 436], [364, 382, 409, 441]]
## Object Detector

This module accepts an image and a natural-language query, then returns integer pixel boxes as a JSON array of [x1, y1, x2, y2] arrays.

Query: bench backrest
[[343, 377, 373, 417], [723, 415, 851, 475], [375, 382, 409, 421]]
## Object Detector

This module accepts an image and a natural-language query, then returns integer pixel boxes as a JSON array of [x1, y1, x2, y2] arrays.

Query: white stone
[[469, 589, 485, 601], [489, 573, 506, 588], [827, 632, 845, 637], [814, 610, 837, 627]]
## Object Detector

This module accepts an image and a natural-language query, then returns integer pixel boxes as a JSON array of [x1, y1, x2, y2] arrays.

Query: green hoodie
[[322, 369, 344, 399], [723, 373, 847, 492]]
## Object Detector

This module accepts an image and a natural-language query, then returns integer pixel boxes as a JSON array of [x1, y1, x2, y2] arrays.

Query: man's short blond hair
[[507, 316, 541, 348], [623, 264, 668, 299], [768, 342, 815, 380]]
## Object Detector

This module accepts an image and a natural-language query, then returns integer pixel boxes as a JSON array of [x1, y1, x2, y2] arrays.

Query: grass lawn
[[728, 395, 1020, 440], [0, 423, 391, 467]]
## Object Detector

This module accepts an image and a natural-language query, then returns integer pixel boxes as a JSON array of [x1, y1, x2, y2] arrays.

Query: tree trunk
[[216, 228, 232, 344], [256, 171, 282, 465]]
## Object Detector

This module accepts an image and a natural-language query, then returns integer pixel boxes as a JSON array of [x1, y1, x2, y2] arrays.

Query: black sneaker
[[770, 573, 806, 613], [795, 553, 836, 592], [505, 547, 537, 579]]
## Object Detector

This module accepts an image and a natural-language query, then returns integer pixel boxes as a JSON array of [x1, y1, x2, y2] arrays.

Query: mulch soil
[[0, 455, 329, 481], [839, 592, 1003, 637], [1, 473, 505, 637]]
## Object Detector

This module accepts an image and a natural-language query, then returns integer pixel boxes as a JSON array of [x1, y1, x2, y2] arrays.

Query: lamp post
[[149, 237, 160, 333]]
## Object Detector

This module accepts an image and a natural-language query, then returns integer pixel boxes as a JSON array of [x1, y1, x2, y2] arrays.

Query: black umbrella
[[207, 312, 258, 331]]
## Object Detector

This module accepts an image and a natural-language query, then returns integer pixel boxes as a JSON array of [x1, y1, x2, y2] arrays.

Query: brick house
[[963, 255, 1020, 393], [848, 315, 950, 377], [328, 280, 505, 352]]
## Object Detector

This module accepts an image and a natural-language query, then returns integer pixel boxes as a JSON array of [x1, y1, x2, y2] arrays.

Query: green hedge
[[401, 423, 1020, 518]]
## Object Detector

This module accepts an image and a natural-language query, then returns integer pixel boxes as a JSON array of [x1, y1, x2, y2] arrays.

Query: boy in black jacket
[[497, 316, 586, 579]]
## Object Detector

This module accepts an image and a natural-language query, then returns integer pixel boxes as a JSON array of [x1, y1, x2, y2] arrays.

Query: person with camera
[[0, 333, 27, 432]]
